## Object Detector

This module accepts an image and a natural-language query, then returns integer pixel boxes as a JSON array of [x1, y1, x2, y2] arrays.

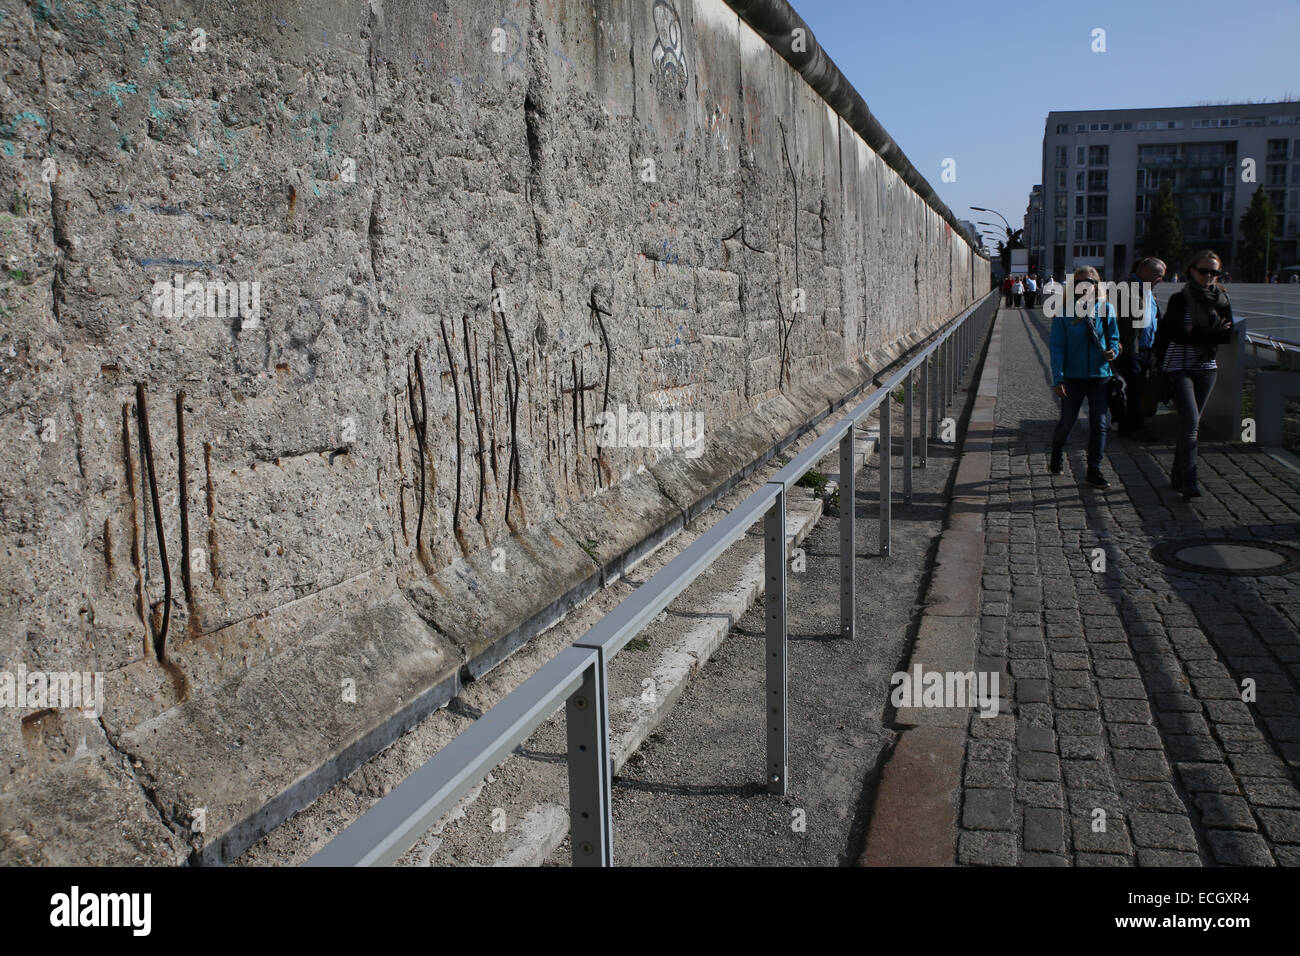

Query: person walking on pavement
[[1153, 249, 1234, 499], [1116, 257, 1166, 440], [1012, 276, 1024, 308], [1024, 273, 1038, 309], [1003, 274, 1015, 307], [1049, 266, 1121, 488]]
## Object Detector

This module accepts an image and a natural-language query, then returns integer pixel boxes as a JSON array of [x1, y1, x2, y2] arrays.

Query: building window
[[1268, 116, 1287, 125], [1056, 123, 1068, 134], [1087, 195, 1108, 216], [1268, 165, 1288, 186], [1057, 171, 1067, 189], [1076, 171, 1085, 191], [1056, 146, 1068, 167], [1074, 220, 1084, 241], [1135, 195, 1145, 213], [1136, 169, 1146, 188], [1224, 217, 1232, 235], [1076, 123, 1087, 132], [1088, 145, 1109, 166], [1055, 219, 1066, 242], [1245, 117, 1265, 127], [1087, 220, 1107, 241], [1075, 195, 1085, 215], [1055, 194, 1067, 216], [1077, 146, 1086, 166], [1088, 170, 1108, 191]]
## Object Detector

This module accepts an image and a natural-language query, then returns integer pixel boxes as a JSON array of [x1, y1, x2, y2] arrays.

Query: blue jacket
[[1050, 301, 1119, 384]]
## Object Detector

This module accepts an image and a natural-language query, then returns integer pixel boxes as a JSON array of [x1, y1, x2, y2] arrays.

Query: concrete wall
[[0, 0, 987, 863]]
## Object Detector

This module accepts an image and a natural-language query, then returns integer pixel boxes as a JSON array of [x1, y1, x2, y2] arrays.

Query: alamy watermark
[[890, 665, 1000, 718], [1, 664, 105, 719], [151, 273, 261, 328], [1041, 278, 1154, 324], [595, 403, 705, 458]]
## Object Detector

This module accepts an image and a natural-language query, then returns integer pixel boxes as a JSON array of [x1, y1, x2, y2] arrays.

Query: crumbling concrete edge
[[461, 350, 900, 682], [860, 305, 1002, 867]]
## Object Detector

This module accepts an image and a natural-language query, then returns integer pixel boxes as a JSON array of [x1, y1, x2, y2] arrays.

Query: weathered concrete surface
[[0, 0, 986, 862]]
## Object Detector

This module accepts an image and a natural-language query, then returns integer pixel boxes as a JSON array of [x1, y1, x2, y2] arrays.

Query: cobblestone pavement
[[957, 307, 1300, 867]]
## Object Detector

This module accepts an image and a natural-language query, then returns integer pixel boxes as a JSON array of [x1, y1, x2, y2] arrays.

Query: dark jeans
[[1052, 376, 1110, 468], [1013, 293, 1022, 307], [1169, 368, 1217, 487], [1118, 351, 1149, 431], [1024, 289, 1036, 309]]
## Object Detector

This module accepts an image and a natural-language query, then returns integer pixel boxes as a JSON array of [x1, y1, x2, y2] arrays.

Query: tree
[[1142, 180, 1185, 273], [1238, 188, 1278, 282]]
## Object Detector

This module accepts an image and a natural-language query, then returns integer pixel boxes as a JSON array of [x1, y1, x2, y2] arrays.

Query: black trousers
[[1118, 352, 1148, 431]]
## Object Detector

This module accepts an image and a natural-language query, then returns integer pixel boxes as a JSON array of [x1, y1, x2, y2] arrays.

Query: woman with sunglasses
[[1049, 266, 1121, 488], [1152, 250, 1234, 498]]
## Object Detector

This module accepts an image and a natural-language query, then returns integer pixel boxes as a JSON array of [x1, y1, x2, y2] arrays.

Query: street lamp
[[971, 205, 1013, 235]]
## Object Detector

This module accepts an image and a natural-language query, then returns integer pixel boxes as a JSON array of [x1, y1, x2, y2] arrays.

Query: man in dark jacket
[[1116, 257, 1165, 440]]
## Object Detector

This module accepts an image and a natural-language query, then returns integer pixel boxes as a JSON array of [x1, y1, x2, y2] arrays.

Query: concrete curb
[[860, 309, 1003, 865]]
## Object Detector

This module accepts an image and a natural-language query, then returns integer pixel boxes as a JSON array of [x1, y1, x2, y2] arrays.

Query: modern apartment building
[[1037, 102, 1300, 280]]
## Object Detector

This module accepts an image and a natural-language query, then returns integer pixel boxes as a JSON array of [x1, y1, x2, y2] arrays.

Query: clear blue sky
[[795, 0, 1300, 253]]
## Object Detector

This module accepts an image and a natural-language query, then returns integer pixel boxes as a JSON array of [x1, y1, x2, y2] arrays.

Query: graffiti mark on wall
[[651, 0, 688, 95]]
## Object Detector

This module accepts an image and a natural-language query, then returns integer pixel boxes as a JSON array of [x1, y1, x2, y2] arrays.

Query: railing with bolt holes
[[306, 289, 999, 868]]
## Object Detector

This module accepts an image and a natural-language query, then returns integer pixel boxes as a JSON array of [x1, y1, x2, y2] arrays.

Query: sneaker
[[1049, 446, 1063, 474], [1085, 467, 1109, 489], [1181, 484, 1202, 499]]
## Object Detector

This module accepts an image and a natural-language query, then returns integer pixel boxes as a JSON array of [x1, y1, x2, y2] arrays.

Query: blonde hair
[[1071, 266, 1106, 302]]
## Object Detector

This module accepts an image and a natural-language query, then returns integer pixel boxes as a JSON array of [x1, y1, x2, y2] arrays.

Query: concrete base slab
[[860, 725, 965, 866]]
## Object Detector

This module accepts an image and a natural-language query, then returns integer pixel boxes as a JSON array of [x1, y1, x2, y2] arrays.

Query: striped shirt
[[1163, 307, 1217, 372]]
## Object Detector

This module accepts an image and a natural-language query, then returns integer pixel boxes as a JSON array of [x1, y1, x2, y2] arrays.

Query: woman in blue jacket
[[1049, 267, 1121, 488]]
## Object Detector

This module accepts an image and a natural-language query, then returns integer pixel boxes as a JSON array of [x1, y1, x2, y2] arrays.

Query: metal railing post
[[879, 394, 892, 557], [764, 485, 788, 795], [566, 657, 612, 866], [839, 430, 855, 641], [944, 337, 952, 411], [903, 368, 914, 505], [919, 353, 929, 468]]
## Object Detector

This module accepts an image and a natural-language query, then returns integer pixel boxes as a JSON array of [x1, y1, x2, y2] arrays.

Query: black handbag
[[1106, 373, 1127, 421]]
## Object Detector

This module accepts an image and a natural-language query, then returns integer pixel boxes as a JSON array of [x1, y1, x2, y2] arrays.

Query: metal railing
[[306, 290, 998, 867]]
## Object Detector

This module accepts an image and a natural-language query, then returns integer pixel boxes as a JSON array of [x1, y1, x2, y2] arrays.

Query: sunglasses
[[1192, 266, 1221, 278]]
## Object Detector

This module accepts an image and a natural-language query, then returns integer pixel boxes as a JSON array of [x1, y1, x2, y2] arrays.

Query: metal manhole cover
[[1152, 539, 1300, 576]]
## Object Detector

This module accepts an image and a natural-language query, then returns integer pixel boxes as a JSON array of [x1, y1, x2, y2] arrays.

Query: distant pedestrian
[[1003, 274, 1015, 306], [1049, 267, 1121, 488], [1013, 276, 1024, 308], [1153, 250, 1234, 498], [1024, 274, 1038, 309], [1116, 256, 1166, 440]]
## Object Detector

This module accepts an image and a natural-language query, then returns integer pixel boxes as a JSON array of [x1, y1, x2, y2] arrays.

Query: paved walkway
[[957, 306, 1300, 866]]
